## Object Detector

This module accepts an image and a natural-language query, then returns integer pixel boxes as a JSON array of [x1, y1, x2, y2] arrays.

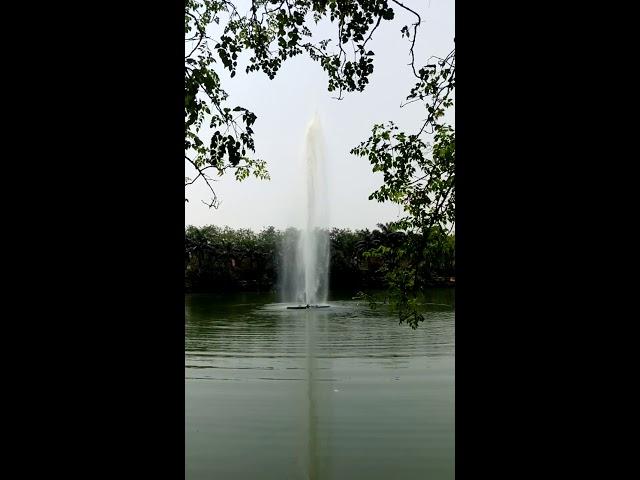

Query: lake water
[[185, 290, 455, 479]]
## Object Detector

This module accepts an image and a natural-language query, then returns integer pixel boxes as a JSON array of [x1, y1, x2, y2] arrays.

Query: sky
[[185, 0, 455, 230]]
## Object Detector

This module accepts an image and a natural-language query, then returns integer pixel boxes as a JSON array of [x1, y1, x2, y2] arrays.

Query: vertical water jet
[[281, 114, 330, 307]]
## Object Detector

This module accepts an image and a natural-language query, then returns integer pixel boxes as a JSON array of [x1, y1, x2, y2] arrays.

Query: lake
[[185, 289, 455, 479]]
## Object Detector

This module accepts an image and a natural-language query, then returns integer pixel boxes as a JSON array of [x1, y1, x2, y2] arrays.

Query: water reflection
[[185, 290, 454, 479]]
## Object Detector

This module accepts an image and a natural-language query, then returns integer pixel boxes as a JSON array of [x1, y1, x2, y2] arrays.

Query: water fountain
[[281, 114, 330, 309], [278, 114, 330, 478]]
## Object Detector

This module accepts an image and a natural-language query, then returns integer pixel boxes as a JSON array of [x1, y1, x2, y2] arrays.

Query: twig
[[391, 0, 422, 78], [185, 155, 220, 209]]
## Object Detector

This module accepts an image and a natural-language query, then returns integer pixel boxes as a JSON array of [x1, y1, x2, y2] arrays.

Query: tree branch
[[185, 155, 220, 209], [391, 0, 422, 79]]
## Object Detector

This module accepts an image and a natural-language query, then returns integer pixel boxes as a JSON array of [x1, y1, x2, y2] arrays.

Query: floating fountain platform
[[286, 305, 330, 309]]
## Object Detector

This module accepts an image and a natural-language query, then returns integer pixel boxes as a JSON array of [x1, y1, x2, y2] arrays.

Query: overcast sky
[[185, 0, 454, 230]]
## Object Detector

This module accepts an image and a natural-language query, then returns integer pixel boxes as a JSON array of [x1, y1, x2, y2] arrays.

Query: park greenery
[[185, 1, 455, 327], [185, 224, 454, 293]]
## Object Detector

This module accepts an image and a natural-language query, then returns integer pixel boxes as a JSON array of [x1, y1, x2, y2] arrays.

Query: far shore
[[185, 278, 455, 294]]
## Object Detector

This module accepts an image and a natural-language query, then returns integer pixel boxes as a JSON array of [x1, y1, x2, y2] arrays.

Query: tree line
[[185, 224, 454, 293]]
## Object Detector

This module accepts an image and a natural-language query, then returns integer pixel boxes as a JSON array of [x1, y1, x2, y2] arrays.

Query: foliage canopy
[[185, 0, 406, 206]]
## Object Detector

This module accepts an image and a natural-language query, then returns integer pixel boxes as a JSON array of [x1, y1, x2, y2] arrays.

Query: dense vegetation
[[185, 224, 454, 293]]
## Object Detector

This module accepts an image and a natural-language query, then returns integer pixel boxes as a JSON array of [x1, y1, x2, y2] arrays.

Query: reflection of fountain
[[280, 114, 330, 308], [305, 310, 318, 480]]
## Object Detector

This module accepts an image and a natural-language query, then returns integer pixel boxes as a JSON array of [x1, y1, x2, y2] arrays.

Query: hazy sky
[[185, 0, 454, 230]]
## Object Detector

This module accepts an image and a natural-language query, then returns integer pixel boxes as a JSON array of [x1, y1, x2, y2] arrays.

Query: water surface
[[185, 290, 455, 479]]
